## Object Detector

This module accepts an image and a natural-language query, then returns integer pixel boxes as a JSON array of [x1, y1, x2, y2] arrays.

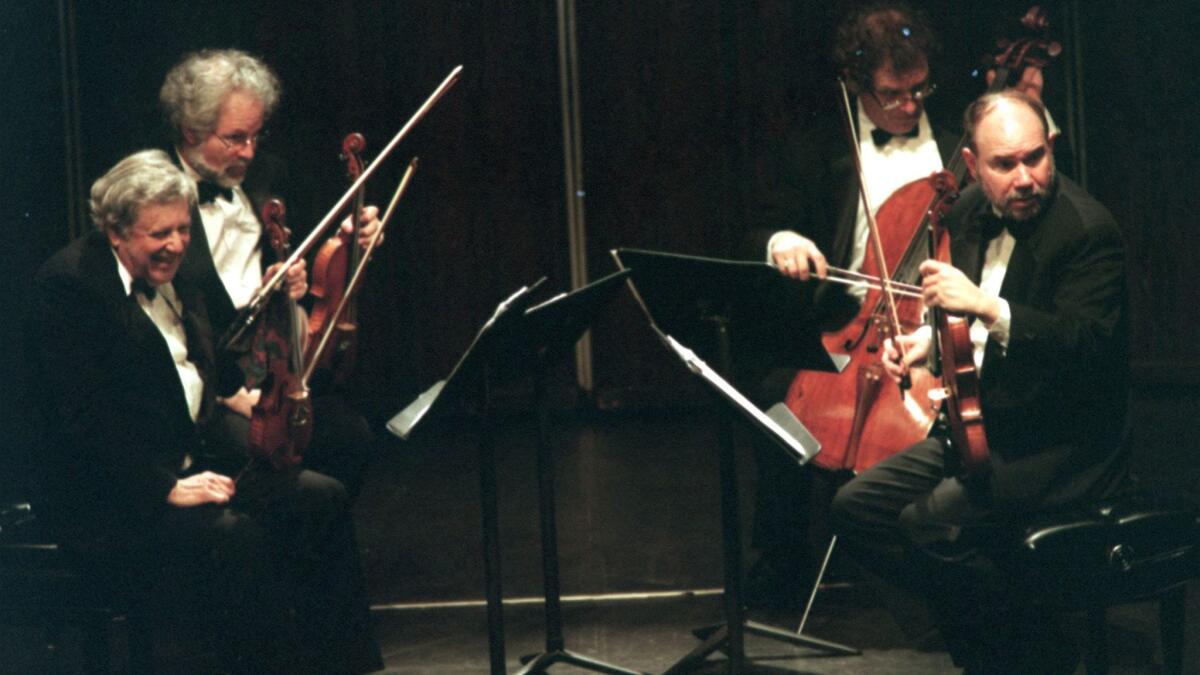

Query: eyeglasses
[[869, 82, 937, 111], [213, 129, 268, 150]]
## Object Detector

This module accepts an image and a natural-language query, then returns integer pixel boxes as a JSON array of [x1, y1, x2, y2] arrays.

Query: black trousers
[[829, 437, 1072, 672], [78, 409, 384, 674]]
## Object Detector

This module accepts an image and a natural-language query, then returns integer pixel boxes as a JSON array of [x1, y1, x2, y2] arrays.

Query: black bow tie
[[131, 277, 157, 300], [980, 211, 1037, 242], [871, 125, 919, 147], [197, 181, 234, 204]]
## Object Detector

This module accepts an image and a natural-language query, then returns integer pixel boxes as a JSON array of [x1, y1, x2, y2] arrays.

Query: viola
[[923, 174, 988, 475], [306, 132, 367, 382], [782, 6, 1058, 475]]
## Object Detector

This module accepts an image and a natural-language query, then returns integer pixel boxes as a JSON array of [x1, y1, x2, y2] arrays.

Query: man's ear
[[105, 226, 124, 248], [963, 147, 979, 182], [181, 127, 198, 146], [842, 68, 860, 93]]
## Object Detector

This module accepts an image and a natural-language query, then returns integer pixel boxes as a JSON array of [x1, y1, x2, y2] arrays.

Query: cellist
[[740, 2, 1049, 607], [162, 49, 379, 500], [830, 91, 1129, 674]]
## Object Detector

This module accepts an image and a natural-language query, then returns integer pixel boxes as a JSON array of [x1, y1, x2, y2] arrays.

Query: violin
[[246, 199, 312, 471], [220, 65, 462, 352], [306, 133, 367, 383], [782, 6, 1058, 475]]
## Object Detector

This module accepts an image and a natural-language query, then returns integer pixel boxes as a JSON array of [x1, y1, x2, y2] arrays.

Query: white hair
[[89, 149, 197, 236], [159, 48, 281, 143]]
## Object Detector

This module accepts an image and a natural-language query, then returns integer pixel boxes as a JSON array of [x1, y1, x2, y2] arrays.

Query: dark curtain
[[3, 1, 1198, 499]]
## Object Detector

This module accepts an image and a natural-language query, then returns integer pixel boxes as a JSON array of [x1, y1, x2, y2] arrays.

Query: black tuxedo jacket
[[744, 107, 961, 327], [172, 151, 293, 395], [944, 176, 1129, 511], [30, 231, 219, 540]]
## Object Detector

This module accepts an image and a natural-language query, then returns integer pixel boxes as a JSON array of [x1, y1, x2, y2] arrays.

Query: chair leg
[[1159, 586, 1186, 675], [1084, 606, 1109, 675]]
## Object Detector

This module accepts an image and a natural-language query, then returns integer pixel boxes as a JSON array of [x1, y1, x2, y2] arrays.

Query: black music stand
[[612, 249, 858, 674], [387, 279, 548, 675], [513, 269, 645, 675]]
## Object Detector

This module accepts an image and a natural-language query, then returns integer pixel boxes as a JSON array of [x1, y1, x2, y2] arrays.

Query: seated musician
[[29, 150, 383, 674], [829, 91, 1128, 674], [161, 48, 379, 499]]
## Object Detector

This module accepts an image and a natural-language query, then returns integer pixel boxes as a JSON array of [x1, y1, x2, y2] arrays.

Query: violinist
[[829, 91, 1128, 674], [29, 150, 383, 673], [161, 48, 378, 498], [741, 1, 1049, 608]]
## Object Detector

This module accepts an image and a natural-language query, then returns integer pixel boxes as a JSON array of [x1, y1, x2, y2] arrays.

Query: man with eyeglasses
[[162, 49, 379, 505], [159, 50, 384, 671], [740, 1, 1049, 610]]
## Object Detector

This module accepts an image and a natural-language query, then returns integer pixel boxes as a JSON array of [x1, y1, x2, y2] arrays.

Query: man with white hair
[[161, 48, 379, 500], [31, 150, 383, 673]]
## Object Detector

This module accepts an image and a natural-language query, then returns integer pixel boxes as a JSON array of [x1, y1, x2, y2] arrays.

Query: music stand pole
[[387, 281, 550, 674], [515, 349, 645, 675], [612, 249, 860, 669], [478, 365, 508, 675], [516, 271, 645, 674]]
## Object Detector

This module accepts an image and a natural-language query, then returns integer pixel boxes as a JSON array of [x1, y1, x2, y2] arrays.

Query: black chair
[[1011, 494, 1199, 675], [0, 501, 154, 674]]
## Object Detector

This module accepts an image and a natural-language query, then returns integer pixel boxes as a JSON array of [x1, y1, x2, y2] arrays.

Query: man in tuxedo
[[30, 150, 383, 673], [830, 90, 1128, 673], [742, 1, 1050, 606], [742, 0, 960, 606], [161, 48, 379, 499]]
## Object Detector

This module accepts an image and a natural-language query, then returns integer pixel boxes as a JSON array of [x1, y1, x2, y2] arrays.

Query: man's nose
[[166, 231, 187, 252], [1014, 164, 1033, 187], [237, 144, 255, 161]]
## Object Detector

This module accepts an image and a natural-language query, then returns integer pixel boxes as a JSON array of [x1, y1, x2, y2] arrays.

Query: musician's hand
[[918, 260, 1002, 324], [168, 471, 235, 507], [343, 205, 383, 250], [882, 327, 932, 383], [217, 387, 261, 419], [265, 260, 308, 301], [986, 65, 1044, 102], [770, 231, 827, 281]]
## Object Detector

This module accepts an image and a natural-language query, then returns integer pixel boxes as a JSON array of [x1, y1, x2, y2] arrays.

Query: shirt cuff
[[986, 298, 1012, 350], [765, 231, 791, 264]]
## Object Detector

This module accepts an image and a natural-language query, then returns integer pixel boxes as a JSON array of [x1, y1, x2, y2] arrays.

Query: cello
[[782, 6, 1060, 475]]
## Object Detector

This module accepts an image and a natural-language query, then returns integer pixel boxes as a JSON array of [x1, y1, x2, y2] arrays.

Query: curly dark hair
[[832, 2, 938, 90]]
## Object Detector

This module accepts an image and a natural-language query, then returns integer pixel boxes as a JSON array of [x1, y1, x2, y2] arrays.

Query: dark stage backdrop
[[3, 1, 1198, 499]]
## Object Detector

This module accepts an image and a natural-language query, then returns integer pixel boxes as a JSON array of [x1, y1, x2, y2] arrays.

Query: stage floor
[[2, 407, 1194, 673]]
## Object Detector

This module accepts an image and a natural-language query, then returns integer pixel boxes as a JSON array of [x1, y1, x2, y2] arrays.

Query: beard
[[182, 145, 249, 188], [996, 161, 1056, 221]]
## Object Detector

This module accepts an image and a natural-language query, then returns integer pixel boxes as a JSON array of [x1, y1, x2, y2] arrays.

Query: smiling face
[[856, 56, 930, 136], [180, 89, 264, 187], [964, 100, 1056, 221], [108, 199, 192, 287]]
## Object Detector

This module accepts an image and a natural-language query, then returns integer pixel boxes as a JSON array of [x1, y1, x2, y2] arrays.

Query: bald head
[[962, 92, 1056, 221]]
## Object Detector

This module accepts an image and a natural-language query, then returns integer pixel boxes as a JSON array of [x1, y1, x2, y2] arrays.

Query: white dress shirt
[[971, 227, 1015, 371], [113, 250, 203, 423], [177, 154, 263, 310]]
